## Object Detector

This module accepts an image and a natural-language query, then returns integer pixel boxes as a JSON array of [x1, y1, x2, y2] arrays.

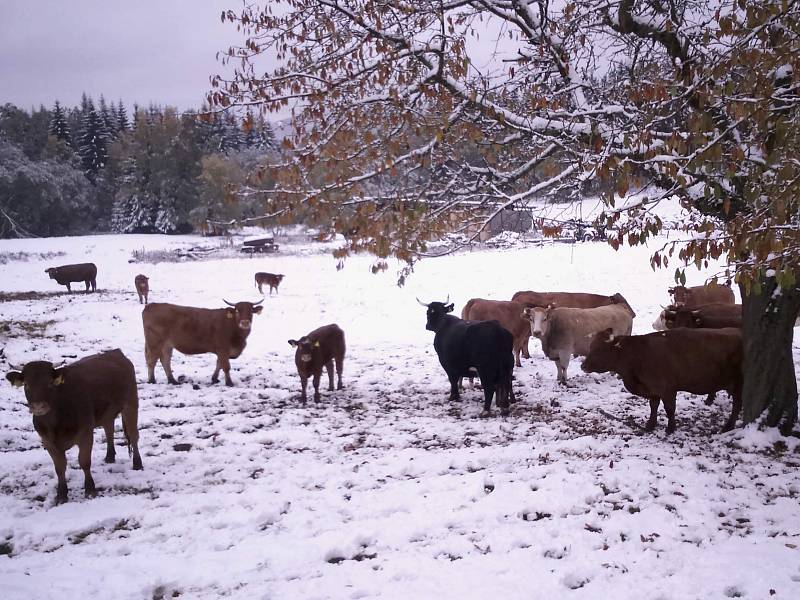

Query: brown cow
[[5, 349, 143, 504], [512, 290, 634, 311], [581, 328, 742, 434], [668, 283, 735, 307], [255, 272, 285, 295], [45, 263, 97, 293], [142, 300, 263, 386], [664, 303, 742, 329], [134, 274, 150, 304], [461, 299, 530, 367], [288, 323, 345, 402]]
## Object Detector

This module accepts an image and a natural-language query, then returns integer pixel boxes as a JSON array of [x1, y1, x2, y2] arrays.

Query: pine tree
[[48, 101, 72, 146], [99, 95, 118, 140], [116, 100, 129, 132], [77, 101, 108, 182]]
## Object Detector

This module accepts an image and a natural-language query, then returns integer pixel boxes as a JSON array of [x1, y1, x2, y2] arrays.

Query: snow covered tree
[[214, 0, 800, 433], [48, 101, 72, 147], [77, 101, 108, 182], [116, 100, 130, 133]]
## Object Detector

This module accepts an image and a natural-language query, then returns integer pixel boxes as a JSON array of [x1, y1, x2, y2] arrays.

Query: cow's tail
[[497, 356, 514, 409], [461, 299, 475, 320], [122, 419, 133, 457]]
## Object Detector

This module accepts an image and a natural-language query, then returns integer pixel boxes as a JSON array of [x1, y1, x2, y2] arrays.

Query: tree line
[[0, 95, 279, 238]]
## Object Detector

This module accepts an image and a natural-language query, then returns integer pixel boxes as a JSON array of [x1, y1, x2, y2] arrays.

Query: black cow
[[45, 263, 97, 293], [420, 298, 514, 416]]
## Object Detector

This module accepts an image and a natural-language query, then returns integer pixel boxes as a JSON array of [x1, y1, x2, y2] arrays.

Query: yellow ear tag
[[226, 312, 234, 319], [12, 378, 24, 388], [314, 340, 320, 348], [53, 374, 65, 386]]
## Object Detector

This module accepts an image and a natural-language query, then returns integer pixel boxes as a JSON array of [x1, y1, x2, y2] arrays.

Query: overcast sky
[[0, 0, 241, 112]]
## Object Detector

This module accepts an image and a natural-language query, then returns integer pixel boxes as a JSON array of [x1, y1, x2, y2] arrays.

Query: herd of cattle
[[0, 260, 781, 504]]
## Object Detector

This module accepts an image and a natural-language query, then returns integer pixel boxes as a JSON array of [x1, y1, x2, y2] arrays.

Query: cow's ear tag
[[314, 340, 320, 348], [53, 373, 65, 386], [226, 310, 234, 319]]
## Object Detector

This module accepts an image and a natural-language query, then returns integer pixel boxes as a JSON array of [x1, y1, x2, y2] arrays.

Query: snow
[[1, 233, 800, 600]]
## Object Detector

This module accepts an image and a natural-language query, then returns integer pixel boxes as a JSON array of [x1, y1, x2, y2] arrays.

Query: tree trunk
[[740, 277, 800, 435]]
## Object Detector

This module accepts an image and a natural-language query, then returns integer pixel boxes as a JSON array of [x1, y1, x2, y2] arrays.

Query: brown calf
[[5, 349, 143, 504], [582, 328, 742, 434], [135, 274, 150, 304], [255, 272, 284, 295], [143, 300, 263, 386], [288, 323, 345, 402]]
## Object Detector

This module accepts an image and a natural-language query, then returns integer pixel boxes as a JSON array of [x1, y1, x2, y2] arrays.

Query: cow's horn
[[223, 299, 236, 307], [8, 362, 22, 371], [253, 298, 264, 306], [445, 294, 450, 304], [416, 297, 430, 307]]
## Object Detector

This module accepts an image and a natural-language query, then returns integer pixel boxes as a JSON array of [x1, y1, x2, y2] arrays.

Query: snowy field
[[1, 233, 800, 600]]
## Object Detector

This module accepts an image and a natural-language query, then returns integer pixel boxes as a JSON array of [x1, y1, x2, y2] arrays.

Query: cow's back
[[462, 299, 528, 337], [308, 323, 346, 361], [56, 262, 97, 282], [513, 290, 614, 309], [58, 349, 137, 420], [546, 304, 633, 356], [143, 303, 227, 354], [681, 284, 735, 307]]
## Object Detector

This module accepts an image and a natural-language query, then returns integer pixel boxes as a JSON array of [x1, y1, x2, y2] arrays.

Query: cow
[[523, 303, 634, 384], [142, 299, 263, 387], [512, 290, 633, 311], [581, 328, 743, 434], [5, 349, 143, 504], [134, 274, 150, 305], [255, 272, 285, 295], [668, 283, 735, 307], [461, 298, 530, 367], [664, 303, 742, 329], [420, 298, 514, 416], [288, 324, 345, 402], [45, 263, 97, 293]]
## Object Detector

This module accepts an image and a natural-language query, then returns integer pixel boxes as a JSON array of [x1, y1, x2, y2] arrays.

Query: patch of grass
[[0, 251, 65, 265], [0, 318, 56, 338]]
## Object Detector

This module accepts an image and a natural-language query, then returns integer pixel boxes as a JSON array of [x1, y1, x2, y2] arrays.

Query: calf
[[461, 298, 530, 366], [5, 349, 143, 504], [581, 328, 743, 433], [421, 298, 514, 416], [668, 283, 735, 307], [143, 300, 263, 386], [134, 274, 150, 304], [523, 303, 634, 384], [45, 262, 97, 293], [288, 324, 345, 402], [255, 272, 284, 295]]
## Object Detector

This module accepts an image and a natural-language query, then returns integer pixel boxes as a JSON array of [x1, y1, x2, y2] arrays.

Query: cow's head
[[668, 286, 688, 306], [288, 336, 319, 363], [652, 309, 667, 331], [223, 299, 264, 330], [581, 328, 621, 374], [6, 361, 66, 416], [521, 305, 553, 338], [417, 297, 453, 331], [663, 306, 697, 329], [45, 267, 57, 280]]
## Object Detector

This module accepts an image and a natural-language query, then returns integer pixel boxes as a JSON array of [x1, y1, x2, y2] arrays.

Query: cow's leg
[[335, 356, 343, 390], [85, 279, 90, 292], [213, 355, 233, 387], [448, 374, 461, 401], [663, 394, 678, 434], [138, 292, 143, 304], [145, 342, 158, 384], [103, 421, 116, 464], [312, 370, 322, 401], [144, 292, 148, 305], [161, 347, 179, 385], [556, 351, 571, 385], [325, 360, 335, 391], [704, 393, 715, 406], [78, 431, 96, 498], [299, 375, 308, 403], [66, 282, 72, 293], [645, 398, 660, 432], [480, 383, 495, 416], [721, 389, 742, 433], [513, 340, 522, 368], [91, 278, 96, 292], [47, 447, 69, 504], [522, 335, 531, 359], [121, 402, 143, 470]]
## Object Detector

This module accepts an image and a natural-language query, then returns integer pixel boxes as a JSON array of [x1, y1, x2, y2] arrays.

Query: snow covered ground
[[1, 233, 799, 600]]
